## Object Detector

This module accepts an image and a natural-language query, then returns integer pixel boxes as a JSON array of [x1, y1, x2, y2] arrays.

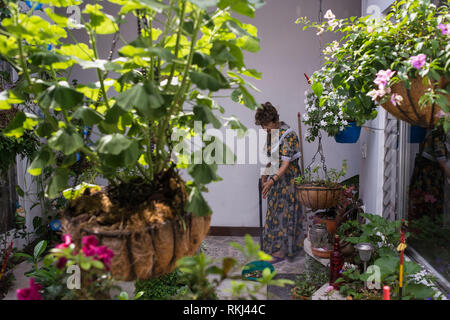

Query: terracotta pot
[[313, 215, 337, 237], [380, 77, 449, 128], [296, 184, 342, 211], [62, 212, 211, 281]]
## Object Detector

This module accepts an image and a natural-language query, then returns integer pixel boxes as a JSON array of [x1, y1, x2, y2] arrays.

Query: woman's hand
[[262, 175, 268, 184], [262, 179, 274, 199]]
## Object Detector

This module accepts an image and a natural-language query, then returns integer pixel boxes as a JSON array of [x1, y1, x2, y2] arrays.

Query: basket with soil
[[61, 169, 211, 281]]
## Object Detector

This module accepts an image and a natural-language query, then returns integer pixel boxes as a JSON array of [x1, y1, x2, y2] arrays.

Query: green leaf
[[223, 116, 247, 138], [38, 84, 84, 110], [28, 148, 53, 176], [46, 168, 69, 199], [193, 104, 221, 129], [48, 129, 84, 155], [189, 0, 218, 9], [72, 106, 105, 126], [189, 71, 223, 91], [16, 185, 25, 197], [188, 163, 220, 185], [312, 81, 323, 97], [63, 183, 101, 200], [184, 186, 212, 216], [403, 283, 435, 300], [3, 111, 38, 138], [218, 0, 255, 17], [34, 240, 47, 259], [115, 81, 164, 117], [97, 133, 132, 155]]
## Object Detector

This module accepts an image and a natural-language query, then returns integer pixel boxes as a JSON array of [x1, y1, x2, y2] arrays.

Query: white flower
[[320, 120, 327, 127], [328, 19, 339, 30], [367, 26, 374, 33], [317, 26, 325, 35], [309, 106, 317, 112], [324, 9, 335, 20], [342, 120, 348, 126], [303, 114, 310, 121]]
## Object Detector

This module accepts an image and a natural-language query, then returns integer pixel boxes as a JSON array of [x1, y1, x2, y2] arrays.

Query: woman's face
[[261, 121, 278, 132]]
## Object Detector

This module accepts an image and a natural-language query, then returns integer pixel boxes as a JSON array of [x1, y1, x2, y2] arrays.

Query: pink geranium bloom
[[410, 54, 427, 70], [82, 245, 97, 257], [390, 93, 403, 106], [82, 235, 98, 247], [95, 246, 115, 268], [438, 23, 450, 35], [17, 278, 43, 300], [55, 234, 72, 249]]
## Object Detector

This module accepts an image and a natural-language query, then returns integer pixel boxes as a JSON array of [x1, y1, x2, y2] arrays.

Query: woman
[[255, 102, 304, 263]]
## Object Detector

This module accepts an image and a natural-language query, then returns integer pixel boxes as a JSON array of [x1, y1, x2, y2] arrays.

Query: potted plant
[[295, 160, 347, 211], [0, 0, 263, 280], [297, 0, 450, 131], [313, 208, 338, 237], [302, 72, 363, 143]]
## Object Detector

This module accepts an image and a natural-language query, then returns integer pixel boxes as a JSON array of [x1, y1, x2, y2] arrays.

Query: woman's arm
[[261, 160, 290, 198]]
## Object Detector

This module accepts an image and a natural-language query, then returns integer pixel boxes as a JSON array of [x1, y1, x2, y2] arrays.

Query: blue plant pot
[[334, 122, 361, 143], [25, 1, 43, 10], [409, 125, 427, 144], [241, 260, 274, 281]]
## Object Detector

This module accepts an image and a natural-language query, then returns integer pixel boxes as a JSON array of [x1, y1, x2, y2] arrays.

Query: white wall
[[58, 0, 362, 227], [207, 0, 362, 227]]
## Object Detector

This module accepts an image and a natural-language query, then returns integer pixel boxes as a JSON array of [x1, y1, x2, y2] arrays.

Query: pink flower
[[82, 245, 97, 257], [326, 285, 335, 292], [438, 23, 450, 35], [424, 193, 437, 204], [56, 257, 67, 269], [82, 235, 98, 247], [94, 246, 114, 269], [374, 69, 396, 90], [436, 110, 449, 119], [367, 87, 391, 101], [17, 278, 43, 300], [55, 234, 72, 249], [390, 93, 403, 106], [410, 54, 427, 70]]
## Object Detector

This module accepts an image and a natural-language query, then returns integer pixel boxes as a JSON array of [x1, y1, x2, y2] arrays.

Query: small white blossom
[[324, 9, 335, 20]]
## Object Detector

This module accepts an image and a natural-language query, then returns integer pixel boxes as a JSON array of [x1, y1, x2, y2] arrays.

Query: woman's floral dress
[[262, 121, 304, 259]]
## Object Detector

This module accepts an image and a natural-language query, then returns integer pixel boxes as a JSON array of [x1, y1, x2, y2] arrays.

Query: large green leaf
[[188, 0, 219, 9], [48, 129, 84, 155], [190, 71, 225, 91], [46, 168, 69, 199], [28, 148, 53, 176], [33, 240, 47, 259], [97, 133, 132, 155], [374, 255, 399, 280], [188, 163, 220, 185], [218, 0, 256, 17], [38, 84, 84, 110], [115, 81, 164, 117], [403, 283, 435, 300], [193, 104, 221, 129], [3, 111, 38, 138], [184, 186, 212, 216], [72, 106, 105, 126]]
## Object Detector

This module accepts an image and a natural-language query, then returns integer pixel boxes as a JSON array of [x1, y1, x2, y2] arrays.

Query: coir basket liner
[[62, 209, 210, 281], [296, 185, 342, 211], [380, 77, 449, 128]]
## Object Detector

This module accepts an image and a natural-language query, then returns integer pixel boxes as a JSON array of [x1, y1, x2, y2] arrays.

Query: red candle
[[383, 286, 390, 300]]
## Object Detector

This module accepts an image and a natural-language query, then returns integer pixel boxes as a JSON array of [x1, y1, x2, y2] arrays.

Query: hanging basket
[[62, 212, 211, 281], [334, 122, 361, 144], [296, 184, 342, 211], [380, 77, 449, 128]]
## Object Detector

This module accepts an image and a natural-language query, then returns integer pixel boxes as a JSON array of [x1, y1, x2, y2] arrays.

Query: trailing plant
[[0, 0, 264, 217], [295, 160, 347, 187], [292, 255, 328, 299], [297, 0, 450, 135], [0, 131, 39, 177]]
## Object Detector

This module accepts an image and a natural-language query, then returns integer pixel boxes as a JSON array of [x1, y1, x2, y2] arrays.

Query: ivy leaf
[[48, 129, 84, 155], [184, 186, 212, 216]]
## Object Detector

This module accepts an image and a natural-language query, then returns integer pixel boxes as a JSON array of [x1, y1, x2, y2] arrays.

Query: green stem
[[88, 30, 110, 109]]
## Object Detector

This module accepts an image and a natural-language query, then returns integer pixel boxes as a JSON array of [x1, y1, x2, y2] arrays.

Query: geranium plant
[[0, 0, 264, 217], [295, 159, 347, 188], [297, 0, 450, 137]]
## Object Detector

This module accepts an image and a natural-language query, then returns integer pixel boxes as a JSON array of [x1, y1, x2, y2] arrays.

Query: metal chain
[[306, 131, 327, 175]]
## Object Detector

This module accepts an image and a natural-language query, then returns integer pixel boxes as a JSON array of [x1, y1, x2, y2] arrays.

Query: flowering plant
[[18, 234, 118, 300], [297, 0, 450, 133]]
